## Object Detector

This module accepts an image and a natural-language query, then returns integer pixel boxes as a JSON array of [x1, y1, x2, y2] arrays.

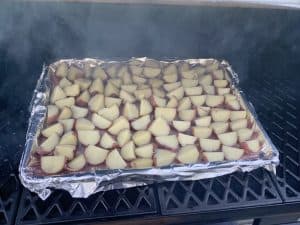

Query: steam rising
[[0, 2, 299, 76]]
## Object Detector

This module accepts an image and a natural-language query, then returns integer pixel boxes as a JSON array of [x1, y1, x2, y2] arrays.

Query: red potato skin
[[50, 75, 61, 87], [65, 160, 87, 172], [76, 98, 88, 107], [36, 148, 53, 156], [47, 114, 58, 125], [240, 142, 261, 155], [154, 139, 177, 151], [149, 96, 157, 107]]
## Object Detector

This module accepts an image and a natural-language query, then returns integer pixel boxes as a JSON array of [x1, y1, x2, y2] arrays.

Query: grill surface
[[15, 185, 157, 225], [0, 159, 20, 225], [246, 78, 300, 201], [0, 3, 300, 225], [157, 168, 281, 215]]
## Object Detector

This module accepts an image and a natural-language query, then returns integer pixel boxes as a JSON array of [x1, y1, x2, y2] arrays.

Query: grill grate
[[0, 158, 20, 225], [157, 168, 281, 215], [15, 185, 157, 225], [246, 78, 300, 201]]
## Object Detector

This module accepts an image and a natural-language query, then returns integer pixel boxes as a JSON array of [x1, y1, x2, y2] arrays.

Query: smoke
[[0, 2, 299, 76]]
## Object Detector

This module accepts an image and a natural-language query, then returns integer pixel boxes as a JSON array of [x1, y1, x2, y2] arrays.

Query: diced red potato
[[177, 133, 197, 146], [182, 79, 198, 88], [241, 139, 260, 153], [205, 95, 224, 107], [104, 97, 122, 108], [58, 107, 72, 120], [59, 119, 74, 132], [59, 131, 77, 145], [172, 121, 191, 132], [75, 118, 95, 130], [106, 149, 127, 169], [67, 154, 86, 171], [135, 144, 154, 158], [47, 105, 59, 124], [91, 113, 112, 129], [199, 74, 212, 86], [74, 78, 92, 91], [139, 98, 153, 116], [163, 82, 181, 92], [55, 63, 68, 77], [203, 85, 216, 95], [178, 97, 192, 111], [50, 86, 66, 103], [39, 134, 60, 154], [177, 145, 199, 164], [98, 104, 120, 121], [76, 90, 90, 107], [199, 138, 221, 152], [77, 130, 100, 146], [71, 105, 88, 119], [55, 97, 75, 109], [203, 152, 224, 162], [67, 65, 84, 81], [64, 84, 80, 97], [218, 132, 238, 146], [194, 116, 211, 127], [166, 96, 178, 108], [130, 158, 153, 169], [167, 86, 184, 100], [178, 109, 196, 121], [197, 106, 210, 116], [100, 132, 117, 149], [85, 145, 109, 165], [213, 80, 228, 88], [41, 155, 66, 174], [156, 135, 179, 150], [217, 88, 230, 95], [132, 130, 152, 146], [184, 86, 202, 96], [117, 129, 131, 147], [213, 69, 224, 80], [88, 94, 105, 112], [230, 111, 247, 121], [54, 145, 75, 160], [108, 116, 130, 135], [93, 66, 108, 80], [59, 77, 72, 88], [193, 127, 212, 139], [230, 119, 248, 131], [211, 122, 229, 134], [211, 109, 230, 122], [121, 141, 136, 160], [237, 128, 253, 142], [226, 99, 240, 110], [155, 108, 176, 122], [41, 123, 64, 137], [154, 149, 176, 167], [123, 102, 139, 120], [190, 95, 206, 107], [222, 145, 244, 160]]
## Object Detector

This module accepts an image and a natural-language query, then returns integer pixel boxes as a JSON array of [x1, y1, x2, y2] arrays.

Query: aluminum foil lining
[[19, 58, 279, 200]]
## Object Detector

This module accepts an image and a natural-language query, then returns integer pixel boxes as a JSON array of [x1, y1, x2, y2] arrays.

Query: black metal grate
[[157, 168, 281, 215], [246, 78, 300, 201], [0, 162, 20, 225], [15, 185, 157, 225]]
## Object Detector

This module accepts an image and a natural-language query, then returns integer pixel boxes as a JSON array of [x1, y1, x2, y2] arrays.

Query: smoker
[[0, 1, 299, 225]]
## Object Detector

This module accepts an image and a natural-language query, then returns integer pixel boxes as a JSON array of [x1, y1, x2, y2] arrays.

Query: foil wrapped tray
[[19, 58, 279, 200]]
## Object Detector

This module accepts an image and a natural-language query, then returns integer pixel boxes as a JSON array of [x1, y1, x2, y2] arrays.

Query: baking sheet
[[19, 58, 279, 200]]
